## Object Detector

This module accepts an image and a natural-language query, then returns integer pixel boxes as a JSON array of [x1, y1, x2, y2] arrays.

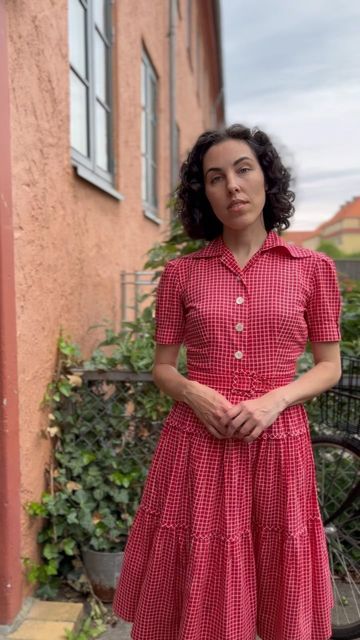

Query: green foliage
[[65, 601, 107, 639], [338, 276, 360, 355], [317, 241, 360, 259], [316, 241, 346, 259], [26, 314, 174, 597], [144, 217, 204, 272]]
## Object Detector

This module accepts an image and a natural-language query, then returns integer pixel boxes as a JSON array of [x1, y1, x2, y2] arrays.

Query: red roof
[[285, 196, 360, 245], [283, 230, 316, 245], [316, 196, 360, 231]]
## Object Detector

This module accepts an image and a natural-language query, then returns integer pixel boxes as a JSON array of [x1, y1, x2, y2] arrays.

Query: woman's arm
[[271, 341, 342, 410], [222, 342, 341, 441], [152, 344, 233, 439]]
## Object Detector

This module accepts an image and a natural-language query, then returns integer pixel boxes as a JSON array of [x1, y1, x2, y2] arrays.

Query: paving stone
[[7, 620, 76, 640], [27, 600, 83, 623]]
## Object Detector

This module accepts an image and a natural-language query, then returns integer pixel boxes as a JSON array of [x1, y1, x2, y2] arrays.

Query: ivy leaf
[[62, 538, 77, 556], [43, 543, 59, 561]]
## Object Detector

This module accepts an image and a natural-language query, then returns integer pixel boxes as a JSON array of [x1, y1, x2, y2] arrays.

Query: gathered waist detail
[[164, 369, 307, 440], [187, 370, 294, 396]]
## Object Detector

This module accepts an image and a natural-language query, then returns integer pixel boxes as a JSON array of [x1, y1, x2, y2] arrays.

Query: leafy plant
[[65, 600, 107, 639], [25, 321, 171, 597]]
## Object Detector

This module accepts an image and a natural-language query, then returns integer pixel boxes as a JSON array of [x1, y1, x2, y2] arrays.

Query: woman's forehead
[[203, 139, 256, 169]]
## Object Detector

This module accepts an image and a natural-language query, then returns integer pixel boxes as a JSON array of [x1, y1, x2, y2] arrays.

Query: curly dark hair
[[175, 124, 295, 240]]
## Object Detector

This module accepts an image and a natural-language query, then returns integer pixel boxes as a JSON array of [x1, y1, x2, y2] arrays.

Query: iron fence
[[120, 271, 157, 326], [68, 369, 165, 480]]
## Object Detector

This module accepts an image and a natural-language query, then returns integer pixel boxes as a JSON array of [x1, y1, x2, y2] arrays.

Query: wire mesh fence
[[64, 370, 168, 486]]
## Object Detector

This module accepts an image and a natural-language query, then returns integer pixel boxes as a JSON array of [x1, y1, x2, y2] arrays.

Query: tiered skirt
[[113, 405, 333, 640]]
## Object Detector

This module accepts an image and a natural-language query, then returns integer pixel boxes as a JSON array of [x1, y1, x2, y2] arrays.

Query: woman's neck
[[222, 222, 268, 265]]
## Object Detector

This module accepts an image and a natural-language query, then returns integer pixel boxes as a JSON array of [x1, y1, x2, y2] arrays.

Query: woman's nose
[[227, 175, 240, 193]]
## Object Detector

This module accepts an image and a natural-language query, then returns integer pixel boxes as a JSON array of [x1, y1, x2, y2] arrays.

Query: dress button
[[236, 296, 244, 305], [235, 323, 244, 332], [235, 351, 243, 360]]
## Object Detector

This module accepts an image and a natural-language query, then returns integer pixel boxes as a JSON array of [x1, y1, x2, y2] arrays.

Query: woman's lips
[[227, 200, 249, 212]]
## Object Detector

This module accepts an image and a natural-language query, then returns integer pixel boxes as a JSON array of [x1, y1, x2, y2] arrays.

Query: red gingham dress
[[113, 230, 342, 640]]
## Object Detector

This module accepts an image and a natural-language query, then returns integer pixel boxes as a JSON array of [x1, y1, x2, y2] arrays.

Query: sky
[[220, 0, 360, 230]]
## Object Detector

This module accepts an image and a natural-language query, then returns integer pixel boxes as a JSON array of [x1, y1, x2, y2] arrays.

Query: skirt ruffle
[[113, 422, 333, 640]]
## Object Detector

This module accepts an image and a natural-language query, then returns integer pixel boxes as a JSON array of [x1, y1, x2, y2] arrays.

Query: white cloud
[[220, 0, 360, 230]]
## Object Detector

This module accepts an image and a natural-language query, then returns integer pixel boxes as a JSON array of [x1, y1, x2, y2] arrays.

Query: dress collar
[[191, 230, 311, 260]]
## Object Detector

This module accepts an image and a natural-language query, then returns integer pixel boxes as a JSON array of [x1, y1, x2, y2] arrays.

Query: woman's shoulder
[[163, 240, 218, 269], [279, 239, 336, 266]]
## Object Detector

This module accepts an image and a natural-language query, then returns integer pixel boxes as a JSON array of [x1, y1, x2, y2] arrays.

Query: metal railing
[[120, 271, 157, 326]]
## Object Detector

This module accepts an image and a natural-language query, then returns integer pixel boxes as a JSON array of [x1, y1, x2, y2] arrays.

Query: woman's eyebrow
[[205, 156, 252, 178], [233, 156, 252, 167]]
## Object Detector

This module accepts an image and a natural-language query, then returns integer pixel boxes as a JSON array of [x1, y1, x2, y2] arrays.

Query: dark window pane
[[95, 101, 109, 171], [150, 164, 157, 207], [141, 52, 157, 208], [69, 0, 87, 77], [70, 70, 88, 156], [95, 32, 107, 103], [150, 120, 156, 165], [141, 155, 146, 201]]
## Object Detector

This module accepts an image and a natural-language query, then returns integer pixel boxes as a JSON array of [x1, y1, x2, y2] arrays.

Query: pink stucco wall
[[6, 0, 223, 602]]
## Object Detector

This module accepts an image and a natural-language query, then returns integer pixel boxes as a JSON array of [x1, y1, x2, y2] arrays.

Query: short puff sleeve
[[305, 255, 342, 342], [155, 260, 185, 344]]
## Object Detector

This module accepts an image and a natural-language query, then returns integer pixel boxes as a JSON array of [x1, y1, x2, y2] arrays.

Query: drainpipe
[[0, 0, 23, 625], [169, 0, 177, 193]]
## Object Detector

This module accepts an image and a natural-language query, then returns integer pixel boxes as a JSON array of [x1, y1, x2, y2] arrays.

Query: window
[[186, 0, 192, 67], [141, 49, 158, 221], [68, 0, 121, 199]]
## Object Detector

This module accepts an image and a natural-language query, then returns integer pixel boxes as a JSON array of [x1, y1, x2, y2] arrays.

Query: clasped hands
[[184, 381, 286, 442]]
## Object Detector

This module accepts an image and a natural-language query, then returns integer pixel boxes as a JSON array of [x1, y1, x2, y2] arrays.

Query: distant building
[[285, 196, 360, 254]]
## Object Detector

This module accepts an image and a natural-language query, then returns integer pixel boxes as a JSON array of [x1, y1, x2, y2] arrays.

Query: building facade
[[0, 0, 224, 625], [284, 197, 360, 254]]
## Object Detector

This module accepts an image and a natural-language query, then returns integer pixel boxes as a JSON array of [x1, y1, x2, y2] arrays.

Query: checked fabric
[[113, 230, 341, 640]]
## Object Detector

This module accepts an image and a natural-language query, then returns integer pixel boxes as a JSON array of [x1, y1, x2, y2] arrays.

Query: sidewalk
[[0, 600, 83, 640], [0, 600, 132, 640]]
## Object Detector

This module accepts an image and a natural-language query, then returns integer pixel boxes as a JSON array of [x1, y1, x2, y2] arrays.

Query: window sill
[[143, 207, 161, 224], [73, 162, 124, 201]]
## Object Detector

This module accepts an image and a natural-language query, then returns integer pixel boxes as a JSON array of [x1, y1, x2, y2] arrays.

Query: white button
[[235, 323, 244, 332], [235, 351, 243, 360], [236, 296, 244, 305]]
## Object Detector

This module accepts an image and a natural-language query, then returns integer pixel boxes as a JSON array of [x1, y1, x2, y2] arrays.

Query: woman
[[113, 124, 342, 640]]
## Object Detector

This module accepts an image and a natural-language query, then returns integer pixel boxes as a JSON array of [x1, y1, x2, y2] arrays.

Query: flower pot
[[82, 547, 125, 602]]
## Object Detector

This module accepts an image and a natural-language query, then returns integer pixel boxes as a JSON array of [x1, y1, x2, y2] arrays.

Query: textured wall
[[6, 0, 223, 600]]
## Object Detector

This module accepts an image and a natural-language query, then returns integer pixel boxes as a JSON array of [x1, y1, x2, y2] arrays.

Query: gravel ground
[[98, 616, 132, 640]]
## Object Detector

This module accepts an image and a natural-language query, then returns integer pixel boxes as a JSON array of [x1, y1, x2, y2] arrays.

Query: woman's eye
[[210, 175, 222, 184], [237, 167, 250, 174]]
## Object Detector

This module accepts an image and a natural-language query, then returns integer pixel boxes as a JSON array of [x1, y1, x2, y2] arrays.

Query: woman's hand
[[219, 391, 287, 443], [183, 381, 234, 440]]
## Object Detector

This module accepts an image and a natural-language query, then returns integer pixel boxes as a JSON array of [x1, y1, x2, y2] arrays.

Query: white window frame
[[68, 0, 122, 200]]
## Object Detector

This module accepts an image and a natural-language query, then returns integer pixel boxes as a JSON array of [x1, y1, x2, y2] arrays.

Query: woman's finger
[[234, 419, 257, 439], [227, 409, 248, 436], [242, 426, 263, 443], [207, 423, 227, 439]]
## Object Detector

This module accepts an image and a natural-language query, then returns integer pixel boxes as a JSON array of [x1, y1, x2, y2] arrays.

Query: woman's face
[[203, 138, 266, 233]]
